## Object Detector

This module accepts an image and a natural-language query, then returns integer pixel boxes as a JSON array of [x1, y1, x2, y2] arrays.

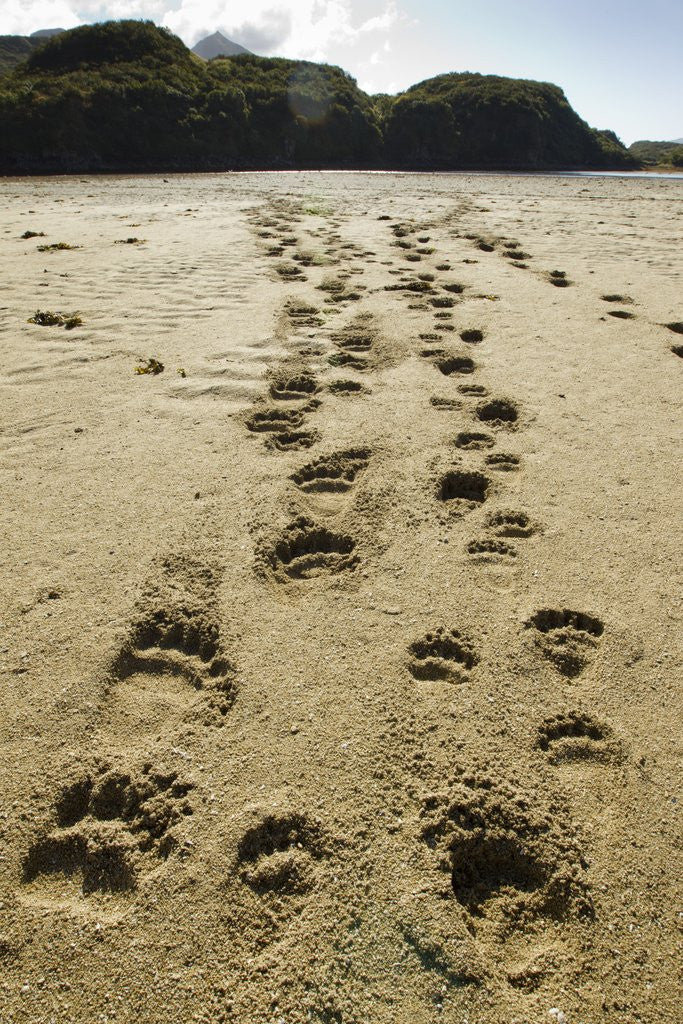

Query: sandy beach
[[0, 170, 681, 1023]]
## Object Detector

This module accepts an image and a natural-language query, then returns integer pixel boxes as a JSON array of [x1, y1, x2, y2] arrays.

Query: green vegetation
[[0, 20, 637, 173], [628, 140, 683, 166], [0, 35, 43, 74], [382, 73, 636, 169]]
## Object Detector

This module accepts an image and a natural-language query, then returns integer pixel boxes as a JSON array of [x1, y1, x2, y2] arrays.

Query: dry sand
[[0, 170, 681, 1024]]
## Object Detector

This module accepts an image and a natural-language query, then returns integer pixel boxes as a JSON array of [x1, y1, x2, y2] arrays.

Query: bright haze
[[2, 0, 681, 145]]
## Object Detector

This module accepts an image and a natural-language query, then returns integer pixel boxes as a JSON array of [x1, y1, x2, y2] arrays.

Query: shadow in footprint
[[421, 774, 593, 928], [262, 517, 358, 581], [291, 448, 370, 494], [408, 627, 478, 682], [237, 812, 326, 894], [526, 608, 604, 677], [437, 470, 490, 510], [467, 538, 516, 561], [537, 711, 622, 764], [23, 764, 193, 898]]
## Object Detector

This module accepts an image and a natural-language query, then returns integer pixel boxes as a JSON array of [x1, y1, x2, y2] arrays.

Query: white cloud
[[1, 0, 80, 34], [162, 0, 399, 58], [0, 0, 402, 65]]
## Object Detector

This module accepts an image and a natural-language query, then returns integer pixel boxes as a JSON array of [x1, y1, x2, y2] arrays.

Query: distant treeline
[[0, 21, 639, 174], [628, 140, 683, 167]]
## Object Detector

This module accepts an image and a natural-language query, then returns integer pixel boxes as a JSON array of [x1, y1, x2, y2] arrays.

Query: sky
[[2, 0, 682, 145]]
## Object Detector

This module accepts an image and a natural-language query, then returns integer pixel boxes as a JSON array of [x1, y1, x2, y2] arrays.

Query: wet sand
[[0, 170, 681, 1023]]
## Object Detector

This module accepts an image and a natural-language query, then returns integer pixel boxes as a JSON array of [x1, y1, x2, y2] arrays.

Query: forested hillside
[[0, 21, 637, 173]]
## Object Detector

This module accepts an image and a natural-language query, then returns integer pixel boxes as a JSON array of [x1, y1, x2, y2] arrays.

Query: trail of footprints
[[20, 198, 626, 1001]]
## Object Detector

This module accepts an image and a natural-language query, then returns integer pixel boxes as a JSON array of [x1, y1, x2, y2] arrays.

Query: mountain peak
[[192, 31, 251, 60]]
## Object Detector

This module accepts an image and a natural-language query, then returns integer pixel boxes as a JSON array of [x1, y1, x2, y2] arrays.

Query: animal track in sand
[[431, 297, 456, 309], [485, 510, 536, 537], [332, 330, 375, 352], [601, 294, 632, 304], [460, 329, 484, 344], [246, 408, 305, 434], [285, 300, 323, 328], [437, 469, 490, 507], [436, 355, 475, 376], [106, 551, 236, 735], [264, 517, 358, 580], [467, 538, 517, 561], [328, 379, 367, 395], [458, 383, 488, 397], [290, 448, 371, 493], [421, 775, 593, 926], [408, 627, 478, 681], [109, 599, 235, 734], [536, 712, 622, 764], [266, 429, 321, 452], [486, 452, 520, 471], [269, 372, 319, 400], [546, 270, 572, 287], [317, 277, 361, 303], [671, 344, 683, 358], [526, 608, 604, 677], [607, 310, 636, 320], [454, 431, 495, 450], [665, 321, 683, 335], [22, 764, 193, 898], [503, 249, 531, 261], [276, 263, 306, 282], [476, 398, 519, 426], [385, 280, 433, 295], [430, 396, 461, 410], [328, 352, 368, 372], [237, 812, 326, 894]]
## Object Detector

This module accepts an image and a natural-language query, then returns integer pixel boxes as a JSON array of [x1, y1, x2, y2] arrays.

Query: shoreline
[[6, 165, 683, 181]]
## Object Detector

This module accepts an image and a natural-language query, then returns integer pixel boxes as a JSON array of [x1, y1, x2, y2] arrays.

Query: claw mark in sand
[[261, 517, 358, 581], [537, 712, 623, 764], [237, 812, 327, 894], [525, 608, 604, 677], [291, 448, 370, 493], [23, 763, 193, 899], [408, 627, 478, 682]]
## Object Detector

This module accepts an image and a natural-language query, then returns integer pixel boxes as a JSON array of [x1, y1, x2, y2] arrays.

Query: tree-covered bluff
[[0, 21, 637, 174]]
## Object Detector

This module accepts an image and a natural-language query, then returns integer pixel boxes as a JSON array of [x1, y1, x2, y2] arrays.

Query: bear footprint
[[537, 712, 622, 764], [408, 627, 478, 682], [22, 764, 193, 898], [526, 608, 604, 677], [237, 812, 326, 894]]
